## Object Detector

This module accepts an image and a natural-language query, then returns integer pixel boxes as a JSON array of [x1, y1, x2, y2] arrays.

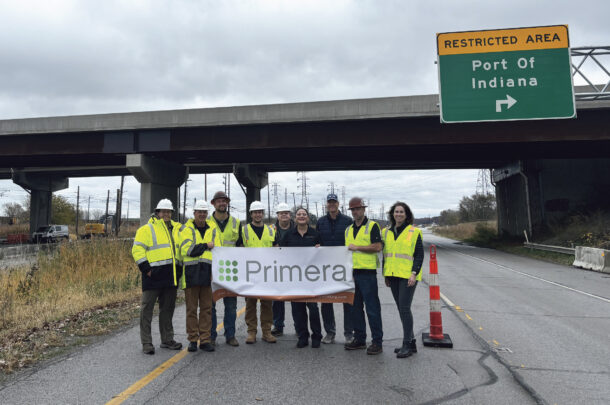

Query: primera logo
[[245, 260, 347, 283], [218, 259, 239, 282]]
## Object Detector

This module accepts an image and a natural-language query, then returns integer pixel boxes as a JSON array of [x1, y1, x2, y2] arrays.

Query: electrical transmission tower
[[297, 172, 310, 209], [327, 182, 336, 194], [341, 186, 346, 212], [476, 169, 492, 195], [271, 182, 280, 211]]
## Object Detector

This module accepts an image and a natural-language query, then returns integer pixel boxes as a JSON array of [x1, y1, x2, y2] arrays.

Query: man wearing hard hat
[[209, 191, 242, 347], [179, 200, 222, 353], [132, 199, 184, 355], [242, 201, 277, 344], [270, 202, 295, 337], [344, 197, 384, 355]]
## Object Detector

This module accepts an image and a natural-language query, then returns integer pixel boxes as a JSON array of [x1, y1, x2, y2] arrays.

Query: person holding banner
[[344, 197, 384, 355], [278, 207, 323, 348], [382, 202, 423, 358], [270, 202, 295, 337], [179, 200, 223, 353], [242, 201, 277, 344], [209, 191, 241, 347]]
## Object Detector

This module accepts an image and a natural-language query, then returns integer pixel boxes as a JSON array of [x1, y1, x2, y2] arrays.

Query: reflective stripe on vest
[[382, 225, 421, 280], [345, 220, 379, 270], [243, 224, 275, 247]]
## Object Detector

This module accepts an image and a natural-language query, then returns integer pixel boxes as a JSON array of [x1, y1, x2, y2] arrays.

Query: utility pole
[[118, 175, 125, 230], [204, 174, 207, 201], [284, 187, 287, 203], [104, 190, 110, 234], [75, 186, 80, 237], [291, 192, 296, 211], [271, 182, 280, 212], [86, 196, 90, 222], [315, 201, 319, 218], [115, 189, 120, 236], [341, 186, 346, 212], [267, 185, 271, 221]]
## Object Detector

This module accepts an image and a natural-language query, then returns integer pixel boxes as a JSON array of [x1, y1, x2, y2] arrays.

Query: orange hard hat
[[211, 191, 230, 203], [348, 197, 366, 210]]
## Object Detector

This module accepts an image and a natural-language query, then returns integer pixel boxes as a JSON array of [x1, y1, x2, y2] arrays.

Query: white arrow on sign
[[496, 94, 517, 112]]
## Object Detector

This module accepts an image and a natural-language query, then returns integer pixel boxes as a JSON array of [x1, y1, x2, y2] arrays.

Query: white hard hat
[[155, 198, 174, 211], [276, 202, 290, 213], [193, 200, 209, 212], [249, 201, 265, 212]]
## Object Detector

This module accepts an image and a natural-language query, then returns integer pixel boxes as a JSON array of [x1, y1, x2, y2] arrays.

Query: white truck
[[32, 225, 69, 243]]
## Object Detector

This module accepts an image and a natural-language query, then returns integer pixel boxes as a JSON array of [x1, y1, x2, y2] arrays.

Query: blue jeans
[[352, 270, 383, 346], [272, 300, 285, 331], [321, 303, 354, 338], [211, 296, 237, 340]]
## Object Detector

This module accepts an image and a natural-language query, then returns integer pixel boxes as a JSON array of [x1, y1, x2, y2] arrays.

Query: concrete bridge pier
[[127, 154, 188, 225], [493, 158, 610, 238], [12, 171, 69, 233], [233, 164, 268, 223]]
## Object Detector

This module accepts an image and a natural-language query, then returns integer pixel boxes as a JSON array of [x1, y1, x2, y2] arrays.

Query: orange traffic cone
[[422, 245, 453, 348]]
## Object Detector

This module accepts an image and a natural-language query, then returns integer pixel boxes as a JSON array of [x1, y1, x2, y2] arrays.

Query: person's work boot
[[344, 340, 366, 350], [199, 342, 215, 352], [344, 336, 355, 346], [311, 339, 321, 349], [246, 331, 257, 344], [188, 342, 198, 352], [160, 340, 182, 350], [271, 327, 283, 337], [296, 339, 309, 348], [262, 330, 277, 343], [396, 344, 413, 358], [410, 339, 417, 353], [226, 337, 239, 347], [321, 333, 335, 344], [366, 343, 383, 355], [210, 339, 216, 347], [142, 344, 155, 355]]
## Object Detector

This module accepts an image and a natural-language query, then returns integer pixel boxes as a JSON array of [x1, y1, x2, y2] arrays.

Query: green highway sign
[[437, 25, 576, 123]]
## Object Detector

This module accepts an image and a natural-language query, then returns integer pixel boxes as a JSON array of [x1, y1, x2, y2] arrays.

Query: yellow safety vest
[[132, 216, 184, 286], [382, 225, 423, 280], [211, 214, 241, 247], [242, 223, 275, 248], [178, 219, 222, 289], [344, 219, 380, 270]]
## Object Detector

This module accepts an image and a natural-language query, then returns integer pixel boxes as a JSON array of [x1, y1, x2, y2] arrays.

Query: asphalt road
[[1, 231, 608, 404]]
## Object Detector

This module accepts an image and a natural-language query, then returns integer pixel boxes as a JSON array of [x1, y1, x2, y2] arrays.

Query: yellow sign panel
[[437, 25, 569, 55]]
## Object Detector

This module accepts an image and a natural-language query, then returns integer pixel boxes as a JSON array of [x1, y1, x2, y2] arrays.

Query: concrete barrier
[[573, 246, 610, 273]]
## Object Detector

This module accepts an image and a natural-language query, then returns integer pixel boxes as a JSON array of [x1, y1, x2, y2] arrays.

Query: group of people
[[132, 191, 423, 359]]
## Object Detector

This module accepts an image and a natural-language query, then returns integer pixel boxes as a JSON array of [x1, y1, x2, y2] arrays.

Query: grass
[[0, 238, 142, 373]]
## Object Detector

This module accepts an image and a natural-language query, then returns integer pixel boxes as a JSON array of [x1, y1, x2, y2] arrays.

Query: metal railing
[[524, 242, 575, 255], [572, 46, 610, 101]]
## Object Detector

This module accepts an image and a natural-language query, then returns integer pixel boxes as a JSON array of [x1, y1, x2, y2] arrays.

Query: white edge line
[[450, 249, 610, 304]]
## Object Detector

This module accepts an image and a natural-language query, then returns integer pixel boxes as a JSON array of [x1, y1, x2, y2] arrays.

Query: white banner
[[212, 246, 354, 303]]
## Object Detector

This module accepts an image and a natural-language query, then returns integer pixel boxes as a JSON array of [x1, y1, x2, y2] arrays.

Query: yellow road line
[[465, 313, 473, 321], [492, 339, 500, 346], [107, 305, 246, 405]]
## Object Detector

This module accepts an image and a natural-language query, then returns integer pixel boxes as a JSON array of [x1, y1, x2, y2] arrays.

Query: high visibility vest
[[242, 223, 275, 248], [211, 214, 240, 247], [344, 220, 379, 270], [132, 216, 184, 286], [382, 225, 423, 280], [179, 219, 222, 289]]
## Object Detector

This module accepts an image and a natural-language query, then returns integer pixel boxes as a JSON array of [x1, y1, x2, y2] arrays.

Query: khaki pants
[[245, 298, 272, 334], [140, 288, 177, 346], [185, 286, 213, 343]]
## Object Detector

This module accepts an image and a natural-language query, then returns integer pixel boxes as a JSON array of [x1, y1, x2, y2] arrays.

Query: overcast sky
[[1, 1, 608, 220]]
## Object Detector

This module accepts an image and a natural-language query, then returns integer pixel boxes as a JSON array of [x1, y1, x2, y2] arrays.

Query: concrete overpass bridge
[[1, 91, 609, 236]]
